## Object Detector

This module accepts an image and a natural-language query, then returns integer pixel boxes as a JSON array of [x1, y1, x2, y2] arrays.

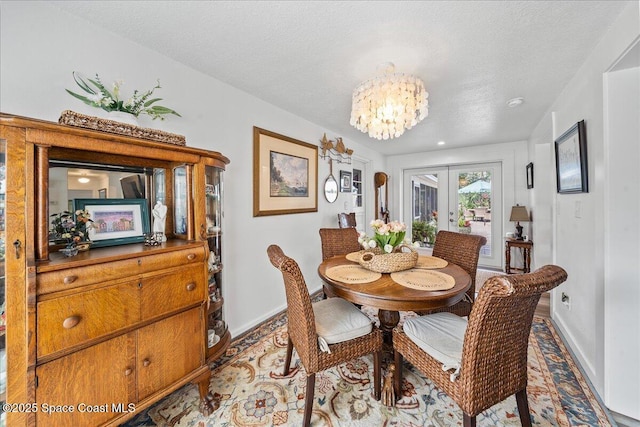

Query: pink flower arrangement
[[358, 219, 413, 253]]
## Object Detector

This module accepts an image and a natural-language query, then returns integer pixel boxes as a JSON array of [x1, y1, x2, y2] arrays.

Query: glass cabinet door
[[173, 166, 188, 235], [205, 165, 226, 361]]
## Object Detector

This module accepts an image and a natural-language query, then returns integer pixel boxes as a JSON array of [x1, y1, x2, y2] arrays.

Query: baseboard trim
[[612, 410, 640, 427]]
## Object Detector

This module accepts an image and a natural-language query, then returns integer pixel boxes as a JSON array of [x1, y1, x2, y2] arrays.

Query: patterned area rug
[[123, 308, 613, 427]]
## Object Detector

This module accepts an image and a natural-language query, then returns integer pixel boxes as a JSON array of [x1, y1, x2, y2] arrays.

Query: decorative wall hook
[[319, 133, 353, 164]]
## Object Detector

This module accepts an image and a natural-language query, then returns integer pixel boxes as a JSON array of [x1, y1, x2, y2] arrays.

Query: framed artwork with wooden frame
[[73, 198, 150, 247], [253, 127, 318, 216], [554, 120, 588, 194]]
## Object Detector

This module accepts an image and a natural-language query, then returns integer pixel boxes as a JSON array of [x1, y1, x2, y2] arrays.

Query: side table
[[505, 238, 533, 274]]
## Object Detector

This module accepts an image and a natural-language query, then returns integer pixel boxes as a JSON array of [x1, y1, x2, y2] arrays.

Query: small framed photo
[[74, 198, 150, 247], [339, 170, 352, 193], [526, 163, 534, 189], [98, 188, 107, 198], [554, 120, 588, 194]]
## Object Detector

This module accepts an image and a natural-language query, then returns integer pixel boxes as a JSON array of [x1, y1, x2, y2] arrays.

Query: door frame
[[402, 162, 503, 269]]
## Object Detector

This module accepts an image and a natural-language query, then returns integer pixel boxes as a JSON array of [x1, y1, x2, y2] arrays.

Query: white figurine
[[152, 201, 168, 242]]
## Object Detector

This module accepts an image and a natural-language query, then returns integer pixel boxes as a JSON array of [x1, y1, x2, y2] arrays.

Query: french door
[[351, 159, 366, 233], [403, 162, 502, 268]]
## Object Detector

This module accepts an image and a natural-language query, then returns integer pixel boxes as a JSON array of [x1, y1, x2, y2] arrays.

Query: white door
[[403, 162, 502, 269], [351, 159, 366, 233]]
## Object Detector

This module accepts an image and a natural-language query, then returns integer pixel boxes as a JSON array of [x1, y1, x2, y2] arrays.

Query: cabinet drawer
[[37, 246, 206, 295], [37, 282, 140, 358], [141, 266, 206, 320]]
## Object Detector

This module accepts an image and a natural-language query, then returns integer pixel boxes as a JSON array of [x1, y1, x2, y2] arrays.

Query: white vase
[[106, 111, 139, 127]]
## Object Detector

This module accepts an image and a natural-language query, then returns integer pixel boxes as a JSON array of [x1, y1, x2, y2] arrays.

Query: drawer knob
[[63, 315, 81, 329], [142, 358, 151, 367], [187, 253, 196, 261], [64, 275, 78, 285], [124, 368, 133, 376], [186, 283, 196, 291]]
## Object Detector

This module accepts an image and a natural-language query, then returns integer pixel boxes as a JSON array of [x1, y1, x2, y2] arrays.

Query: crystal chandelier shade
[[350, 63, 429, 140]]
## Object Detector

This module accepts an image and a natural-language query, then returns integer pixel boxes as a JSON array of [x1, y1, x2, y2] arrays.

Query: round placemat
[[345, 251, 364, 262], [325, 265, 382, 284], [415, 256, 448, 269], [390, 269, 455, 291]]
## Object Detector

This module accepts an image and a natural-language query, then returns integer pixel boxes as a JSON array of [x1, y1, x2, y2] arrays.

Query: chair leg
[[393, 350, 402, 397], [303, 374, 316, 427], [283, 337, 293, 376], [463, 413, 476, 427], [515, 389, 533, 427], [373, 351, 381, 400]]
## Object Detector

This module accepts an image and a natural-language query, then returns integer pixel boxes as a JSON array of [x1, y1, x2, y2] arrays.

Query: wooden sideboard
[[0, 113, 230, 426]]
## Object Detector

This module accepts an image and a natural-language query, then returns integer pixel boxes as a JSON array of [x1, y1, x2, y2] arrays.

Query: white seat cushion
[[403, 312, 467, 380], [312, 298, 372, 351]]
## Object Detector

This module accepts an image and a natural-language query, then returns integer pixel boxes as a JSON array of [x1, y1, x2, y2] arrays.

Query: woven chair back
[[267, 245, 318, 366], [337, 212, 357, 228], [432, 230, 487, 309], [459, 265, 567, 414], [319, 228, 361, 261]]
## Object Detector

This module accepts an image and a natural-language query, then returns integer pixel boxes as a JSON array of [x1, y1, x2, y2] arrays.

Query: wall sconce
[[319, 133, 353, 165]]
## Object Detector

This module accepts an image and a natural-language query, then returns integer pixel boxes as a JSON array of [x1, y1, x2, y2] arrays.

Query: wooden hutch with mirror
[[0, 113, 230, 426]]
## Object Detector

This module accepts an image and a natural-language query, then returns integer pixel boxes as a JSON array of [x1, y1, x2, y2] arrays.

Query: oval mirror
[[324, 174, 338, 203]]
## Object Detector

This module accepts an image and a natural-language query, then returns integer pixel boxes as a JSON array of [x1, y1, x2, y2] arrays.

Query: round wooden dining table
[[317, 255, 472, 335]]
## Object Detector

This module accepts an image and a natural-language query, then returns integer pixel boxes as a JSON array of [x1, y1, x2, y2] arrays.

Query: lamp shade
[[509, 205, 530, 222]]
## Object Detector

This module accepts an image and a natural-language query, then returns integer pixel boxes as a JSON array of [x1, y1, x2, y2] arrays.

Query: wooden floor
[[535, 292, 550, 318]]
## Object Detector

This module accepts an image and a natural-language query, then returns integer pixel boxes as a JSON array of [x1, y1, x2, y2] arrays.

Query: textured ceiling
[[52, 1, 628, 155]]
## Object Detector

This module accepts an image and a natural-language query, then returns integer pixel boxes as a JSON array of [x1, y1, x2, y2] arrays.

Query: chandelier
[[350, 62, 429, 140]]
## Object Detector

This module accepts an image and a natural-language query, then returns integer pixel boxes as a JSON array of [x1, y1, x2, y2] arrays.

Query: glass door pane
[[449, 163, 502, 268], [351, 159, 366, 233], [403, 167, 449, 251], [404, 162, 502, 268]]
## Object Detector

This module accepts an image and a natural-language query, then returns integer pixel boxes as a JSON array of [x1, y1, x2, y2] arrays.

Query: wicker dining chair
[[319, 228, 362, 299], [319, 227, 361, 260], [417, 230, 487, 317], [267, 245, 383, 426], [393, 265, 567, 427], [337, 212, 357, 228]]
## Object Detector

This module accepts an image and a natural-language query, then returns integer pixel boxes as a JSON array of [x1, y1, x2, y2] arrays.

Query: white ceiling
[[52, 1, 629, 156]]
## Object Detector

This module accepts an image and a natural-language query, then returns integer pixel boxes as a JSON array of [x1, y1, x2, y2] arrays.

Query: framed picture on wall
[[339, 170, 352, 193], [526, 163, 534, 189], [253, 127, 318, 216], [554, 120, 588, 194]]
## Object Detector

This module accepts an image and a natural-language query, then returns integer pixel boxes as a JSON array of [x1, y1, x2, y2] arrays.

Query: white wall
[[604, 64, 640, 420], [528, 2, 639, 421], [0, 2, 385, 337]]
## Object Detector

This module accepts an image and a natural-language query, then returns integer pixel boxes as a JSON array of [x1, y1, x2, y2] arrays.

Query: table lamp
[[509, 204, 529, 240]]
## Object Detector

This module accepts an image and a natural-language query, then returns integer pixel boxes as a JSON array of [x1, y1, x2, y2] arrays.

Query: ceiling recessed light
[[78, 177, 90, 183], [506, 97, 524, 108], [437, 141, 446, 145]]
